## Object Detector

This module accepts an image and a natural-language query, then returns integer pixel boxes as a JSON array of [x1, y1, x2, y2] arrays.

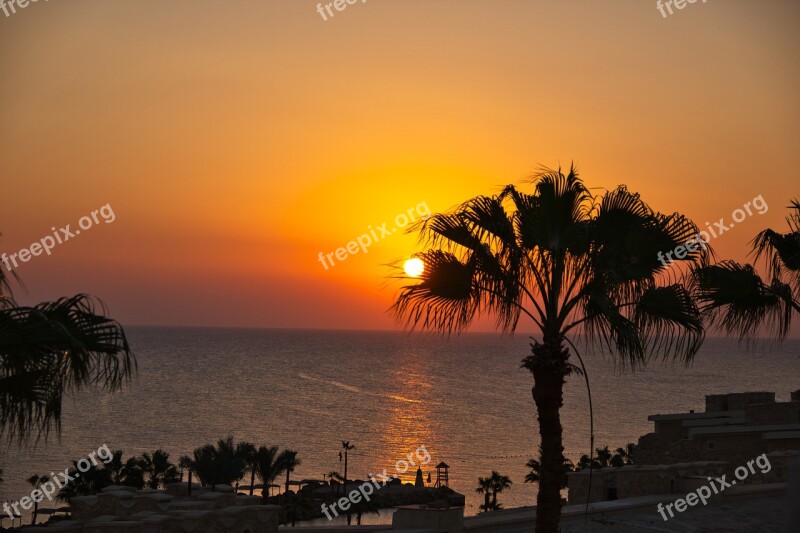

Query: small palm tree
[[595, 446, 612, 467], [178, 455, 194, 495], [140, 450, 179, 489], [191, 437, 247, 491], [26, 474, 49, 525], [254, 446, 283, 501], [610, 446, 631, 467], [340, 441, 355, 491], [391, 167, 705, 531], [56, 460, 112, 502], [489, 471, 512, 508], [278, 449, 301, 498], [475, 476, 493, 512], [235, 441, 258, 495], [525, 456, 574, 488]]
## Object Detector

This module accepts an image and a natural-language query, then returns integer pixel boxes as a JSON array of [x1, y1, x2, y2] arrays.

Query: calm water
[[1, 328, 798, 523]]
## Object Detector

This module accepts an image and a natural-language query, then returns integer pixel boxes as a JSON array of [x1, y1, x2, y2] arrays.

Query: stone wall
[[32, 485, 280, 533], [566, 462, 728, 504]]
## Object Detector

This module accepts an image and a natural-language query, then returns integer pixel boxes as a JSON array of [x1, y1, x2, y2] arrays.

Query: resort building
[[566, 391, 800, 505], [635, 390, 800, 466]]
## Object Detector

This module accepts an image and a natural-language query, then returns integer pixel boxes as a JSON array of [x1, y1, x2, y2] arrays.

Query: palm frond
[[390, 250, 481, 333], [693, 261, 795, 340], [633, 284, 703, 363], [0, 295, 135, 443]]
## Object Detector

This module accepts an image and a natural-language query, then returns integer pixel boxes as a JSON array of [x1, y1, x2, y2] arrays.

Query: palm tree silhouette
[[340, 441, 355, 492], [525, 456, 573, 488], [190, 437, 247, 491], [489, 471, 512, 508], [595, 446, 612, 467], [140, 449, 179, 489], [254, 445, 283, 501], [0, 287, 135, 443], [278, 449, 301, 499], [178, 455, 194, 496], [610, 446, 630, 467], [475, 476, 493, 512], [235, 441, 258, 496], [26, 474, 49, 525], [695, 198, 800, 338], [105, 449, 145, 488], [391, 167, 705, 532]]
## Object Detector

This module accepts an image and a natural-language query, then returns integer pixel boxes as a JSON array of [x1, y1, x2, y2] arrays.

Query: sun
[[403, 258, 425, 277]]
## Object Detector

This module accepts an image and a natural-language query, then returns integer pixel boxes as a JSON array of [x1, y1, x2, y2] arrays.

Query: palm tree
[[475, 476, 493, 512], [278, 449, 301, 498], [178, 455, 194, 496], [191, 437, 247, 490], [610, 446, 630, 467], [236, 441, 258, 496], [576, 454, 600, 471], [254, 445, 283, 501], [0, 291, 136, 443], [140, 449, 179, 489], [694, 198, 800, 339], [340, 441, 354, 491], [26, 474, 49, 525], [489, 471, 512, 508], [391, 167, 705, 532], [104, 450, 145, 488], [56, 460, 113, 502], [525, 456, 574, 488], [595, 445, 612, 467]]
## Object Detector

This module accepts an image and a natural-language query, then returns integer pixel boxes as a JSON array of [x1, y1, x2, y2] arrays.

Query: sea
[[1, 328, 798, 525]]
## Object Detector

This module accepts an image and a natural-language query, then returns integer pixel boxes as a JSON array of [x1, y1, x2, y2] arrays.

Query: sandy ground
[[559, 494, 789, 533]]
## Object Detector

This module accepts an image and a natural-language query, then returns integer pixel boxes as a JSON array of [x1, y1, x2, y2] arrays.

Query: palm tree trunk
[[530, 340, 569, 533], [32, 501, 38, 525], [250, 470, 255, 497], [344, 452, 348, 493]]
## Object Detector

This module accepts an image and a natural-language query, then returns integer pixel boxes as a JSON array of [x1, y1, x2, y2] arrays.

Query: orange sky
[[1, 0, 799, 333]]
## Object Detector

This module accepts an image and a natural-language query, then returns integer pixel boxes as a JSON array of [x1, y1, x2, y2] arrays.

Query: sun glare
[[404, 258, 425, 277]]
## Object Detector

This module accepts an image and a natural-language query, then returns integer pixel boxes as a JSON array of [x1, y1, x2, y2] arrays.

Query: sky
[[1, 0, 799, 334]]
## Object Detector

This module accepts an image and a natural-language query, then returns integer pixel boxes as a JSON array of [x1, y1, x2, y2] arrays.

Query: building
[[566, 390, 800, 504], [635, 390, 800, 466]]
